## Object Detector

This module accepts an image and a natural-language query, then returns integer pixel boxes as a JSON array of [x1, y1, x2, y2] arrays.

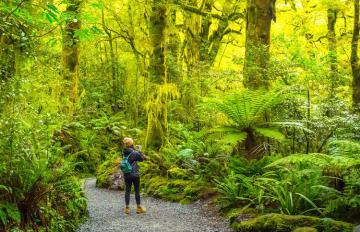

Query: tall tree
[[351, 0, 360, 111], [146, 0, 169, 148], [101, 9, 119, 108], [243, 0, 276, 89], [62, 0, 82, 111], [327, 6, 338, 92], [148, 1, 167, 84]]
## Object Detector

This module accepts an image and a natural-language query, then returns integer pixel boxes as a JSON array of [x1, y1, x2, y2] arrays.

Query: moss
[[168, 179, 192, 188], [227, 208, 257, 224], [292, 227, 318, 232], [179, 197, 193, 204], [167, 167, 190, 179], [232, 213, 354, 232], [95, 157, 119, 188]]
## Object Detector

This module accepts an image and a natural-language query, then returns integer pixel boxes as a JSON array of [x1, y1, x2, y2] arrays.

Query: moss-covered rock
[[96, 157, 124, 189], [232, 213, 354, 232]]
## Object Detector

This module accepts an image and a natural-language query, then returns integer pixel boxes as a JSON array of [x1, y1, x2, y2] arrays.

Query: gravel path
[[77, 178, 234, 232]]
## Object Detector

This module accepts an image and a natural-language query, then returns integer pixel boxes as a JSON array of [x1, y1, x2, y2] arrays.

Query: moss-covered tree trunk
[[146, 0, 168, 148], [351, 0, 360, 111], [148, 1, 166, 84], [167, 10, 181, 84], [62, 0, 81, 113], [328, 7, 338, 92], [243, 0, 276, 89], [0, 35, 15, 80]]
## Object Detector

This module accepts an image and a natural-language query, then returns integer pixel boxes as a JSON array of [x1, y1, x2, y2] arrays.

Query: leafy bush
[[0, 152, 87, 231], [0, 104, 87, 231]]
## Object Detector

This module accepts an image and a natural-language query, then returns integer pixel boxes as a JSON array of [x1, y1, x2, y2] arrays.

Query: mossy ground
[[231, 213, 355, 232]]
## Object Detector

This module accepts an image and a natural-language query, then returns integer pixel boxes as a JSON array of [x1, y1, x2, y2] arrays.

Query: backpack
[[120, 152, 133, 174]]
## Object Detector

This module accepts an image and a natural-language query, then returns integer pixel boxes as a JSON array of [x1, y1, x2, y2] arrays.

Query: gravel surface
[[77, 178, 234, 232]]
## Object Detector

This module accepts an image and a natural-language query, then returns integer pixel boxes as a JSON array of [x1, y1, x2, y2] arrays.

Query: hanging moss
[[232, 213, 354, 232]]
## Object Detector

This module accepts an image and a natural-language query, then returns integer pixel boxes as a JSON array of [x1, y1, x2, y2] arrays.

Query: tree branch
[[173, 0, 244, 21], [4, 0, 26, 20]]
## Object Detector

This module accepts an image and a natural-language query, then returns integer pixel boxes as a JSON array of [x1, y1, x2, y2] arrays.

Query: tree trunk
[[148, 1, 166, 84], [244, 128, 258, 159], [327, 7, 338, 92], [243, 0, 276, 89], [0, 35, 15, 80], [167, 10, 181, 84], [146, 1, 168, 148], [62, 0, 81, 112], [351, 0, 360, 111], [101, 9, 118, 109]]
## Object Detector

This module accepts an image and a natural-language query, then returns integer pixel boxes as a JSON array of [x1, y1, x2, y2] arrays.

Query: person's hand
[[135, 145, 142, 151]]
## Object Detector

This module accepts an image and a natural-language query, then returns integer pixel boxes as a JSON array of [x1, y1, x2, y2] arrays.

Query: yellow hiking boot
[[136, 206, 146, 214], [123, 207, 130, 215]]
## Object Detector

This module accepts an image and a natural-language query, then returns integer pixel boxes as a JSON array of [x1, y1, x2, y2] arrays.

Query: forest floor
[[77, 178, 234, 232]]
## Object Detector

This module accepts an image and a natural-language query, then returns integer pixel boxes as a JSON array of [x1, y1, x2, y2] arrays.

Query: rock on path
[[77, 178, 234, 232]]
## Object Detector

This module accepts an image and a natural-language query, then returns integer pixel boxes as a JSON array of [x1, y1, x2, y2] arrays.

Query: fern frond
[[221, 132, 247, 144], [268, 121, 314, 134], [327, 140, 360, 158], [266, 153, 360, 172], [254, 127, 285, 141], [214, 89, 284, 127]]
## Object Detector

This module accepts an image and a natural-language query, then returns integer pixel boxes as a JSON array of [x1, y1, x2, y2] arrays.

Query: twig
[[4, 0, 26, 20]]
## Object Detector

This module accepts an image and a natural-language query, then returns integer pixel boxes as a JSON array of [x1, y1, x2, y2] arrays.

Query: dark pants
[[124, 175, 141, 206]]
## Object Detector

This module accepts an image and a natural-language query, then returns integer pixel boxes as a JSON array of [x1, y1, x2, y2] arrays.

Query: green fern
[[266, 153, 360, 173], [327, 140, 360, 158], [210, 89, 287, 157], [213, 89, 283, 128]]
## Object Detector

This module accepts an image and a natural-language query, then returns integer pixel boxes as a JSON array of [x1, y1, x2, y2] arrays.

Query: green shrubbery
[[0, 132, 87, 231], [0, 85, 88, 231]]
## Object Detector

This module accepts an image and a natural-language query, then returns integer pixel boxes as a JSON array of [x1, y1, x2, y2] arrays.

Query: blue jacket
[[122, 147, 145, 178]]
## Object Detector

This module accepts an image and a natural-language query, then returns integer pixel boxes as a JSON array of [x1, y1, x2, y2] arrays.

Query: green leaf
[[221, 132, 247, 144], [90, 2, 105, 9], [0, 210, 6, 225], [44, 12, 54, 23], [6, 205, 20, 223], [47, 3, 60, 14], [0, 185, 9, 193], [209, 126, 241, 134], [296, 192, 323, 215], [255, 127, 285, 141]]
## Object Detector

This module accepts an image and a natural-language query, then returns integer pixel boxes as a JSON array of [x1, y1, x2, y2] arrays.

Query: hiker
[[121, 137, 147, 215]]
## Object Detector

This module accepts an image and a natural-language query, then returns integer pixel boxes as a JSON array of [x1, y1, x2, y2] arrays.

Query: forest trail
[[77, 178, 234, 232]]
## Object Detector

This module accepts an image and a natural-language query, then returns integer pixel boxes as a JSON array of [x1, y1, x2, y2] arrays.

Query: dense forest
[[1, 0, 360, 231]]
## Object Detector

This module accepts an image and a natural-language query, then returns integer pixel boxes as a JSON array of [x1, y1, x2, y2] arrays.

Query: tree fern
[[210, 88, 286, 157], [214, 89, 283, 128]]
